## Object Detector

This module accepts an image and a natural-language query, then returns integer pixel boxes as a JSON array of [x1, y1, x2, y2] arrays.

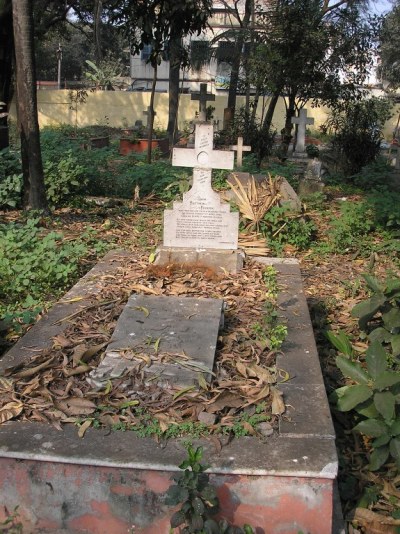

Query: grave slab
[[0, 252, 338, 534], [87, 295, 224, 389]]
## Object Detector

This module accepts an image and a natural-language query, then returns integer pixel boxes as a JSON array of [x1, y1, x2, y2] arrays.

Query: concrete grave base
[[0, 252, 338, 533], [154, 246, 244, 274]]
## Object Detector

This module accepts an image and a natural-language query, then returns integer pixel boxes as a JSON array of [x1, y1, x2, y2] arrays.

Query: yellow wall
[[7, 90, 399, 140]]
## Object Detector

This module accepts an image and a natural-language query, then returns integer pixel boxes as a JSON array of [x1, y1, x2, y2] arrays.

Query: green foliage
[[325, 97, 392, 175], [0, 506, 23, 533], [329, 200, 374, 253], [217, 107, 275, 166], [351, 158, 395, 191], [165, 445, 254, 534], [43, 150, 86, 207], [351, 274, 400, 357], [259, 205, 316, 254], [0, 219, 104, 333], [330, 273, 400, 471], [0, 149, 23, 208], [305, 144, 320, 158]]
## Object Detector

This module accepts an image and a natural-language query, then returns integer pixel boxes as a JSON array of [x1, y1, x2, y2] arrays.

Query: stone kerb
[[0, 251, 337, 533]]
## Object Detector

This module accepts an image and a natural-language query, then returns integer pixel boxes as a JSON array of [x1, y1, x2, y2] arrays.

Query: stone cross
[[143, 106, 156, 129], [191, 83, 215, 121], [164, 122, 237, 250], [291, 108, 314, 153], [229, 136, 251, 167], [173, 123, 233, 172]]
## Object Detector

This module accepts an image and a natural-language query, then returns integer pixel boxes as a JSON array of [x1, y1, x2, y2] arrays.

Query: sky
[[371, 0, 393, 14]]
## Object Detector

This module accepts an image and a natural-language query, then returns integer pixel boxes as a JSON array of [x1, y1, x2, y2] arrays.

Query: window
[[141, 44, 152, 62], [216, 41, 236, 63], [190, 40, 210, 71]]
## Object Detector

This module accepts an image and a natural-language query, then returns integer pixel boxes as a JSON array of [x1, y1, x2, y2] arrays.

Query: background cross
[[191, 83, 215, 121], [229, 136, 251, 167], [291, 108, 314, 153]]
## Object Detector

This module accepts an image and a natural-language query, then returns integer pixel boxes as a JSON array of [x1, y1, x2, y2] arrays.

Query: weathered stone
[[154, 246, 244, 274], [87, 294, 224, 390], [164, 123, 238, 250], [291, 108, 314, 154]]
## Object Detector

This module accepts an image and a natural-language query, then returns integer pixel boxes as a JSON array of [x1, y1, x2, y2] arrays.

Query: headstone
[[291, 108, 314, 155], [299, 158, 325, 196], [143, 106, 156, 129], [229, 136, 251, 167], [191, 83, 215, 121], [87, 294, 224, 390], [156, 122, 242, 273], [164, 123, 236, 249]]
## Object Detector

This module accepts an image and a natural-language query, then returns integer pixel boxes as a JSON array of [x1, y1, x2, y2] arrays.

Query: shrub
[[329, 273, 400, 471], [0, 148, 23, 208], [0, 218, 104, 333], [43, 150, 86, 206], [259, 204, 316, 254], [325, 97, 392, 175]]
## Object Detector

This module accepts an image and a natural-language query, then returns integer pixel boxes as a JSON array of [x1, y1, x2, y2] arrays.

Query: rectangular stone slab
[[87, 295, 224, 389]]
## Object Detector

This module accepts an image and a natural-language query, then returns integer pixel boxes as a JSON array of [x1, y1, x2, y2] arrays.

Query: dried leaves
[[0, 255, 285, 437]]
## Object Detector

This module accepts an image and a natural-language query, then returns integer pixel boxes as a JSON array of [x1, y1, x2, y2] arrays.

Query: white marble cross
[[229, 136, 251, 167], [143, 106, 156, 129], [191, 83, 215, 121], [291, 108, 314, 153], [173, 123, 233, 171]]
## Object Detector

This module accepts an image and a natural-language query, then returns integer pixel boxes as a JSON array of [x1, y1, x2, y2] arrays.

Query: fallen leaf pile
[[0, 254, 286, 439]]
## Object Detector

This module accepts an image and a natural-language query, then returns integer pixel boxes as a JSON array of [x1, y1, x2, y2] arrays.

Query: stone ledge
[[154, 246, 244, 273]]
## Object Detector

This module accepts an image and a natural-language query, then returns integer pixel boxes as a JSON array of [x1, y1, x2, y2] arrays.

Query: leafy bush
[[165, 444, 254, 534], [329, 273, 400, 471], [216, 107, 275, 166], [351, 158, 394, 191], [329, 200, 374, 252], [0, 148, 23, 208], [324, 97, 392, 175], [259, 205, 316, 254], [43, 150, 86, 206], [0, 218, 104, 332]]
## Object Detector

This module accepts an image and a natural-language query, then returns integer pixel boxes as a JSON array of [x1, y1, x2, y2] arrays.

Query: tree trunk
[[146, 62, 158, 164], [280, 91, 297, 157], [226, 0, 252, 114], [167, 38, 181, 149], [12, 0, 49, 212], [0, 0, 13, 149], [93, 0, 103, 64], [262, 90, 280, 132]]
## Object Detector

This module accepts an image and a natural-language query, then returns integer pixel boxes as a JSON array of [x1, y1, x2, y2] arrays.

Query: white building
[[129, 1, 249, 94]]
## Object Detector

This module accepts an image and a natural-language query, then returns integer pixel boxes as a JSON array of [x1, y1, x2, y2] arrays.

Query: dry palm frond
[[228, 173, 282, 230], [238, 232, 270, 256]]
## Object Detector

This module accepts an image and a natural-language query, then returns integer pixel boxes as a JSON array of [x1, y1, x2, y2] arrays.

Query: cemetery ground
[[1, 126, 400, 532]]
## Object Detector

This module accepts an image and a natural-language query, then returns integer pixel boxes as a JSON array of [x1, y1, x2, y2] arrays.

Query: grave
[[87, 295, 224, 390], [229, 136, 251, 167], [299, 157, 325, 197], [0, 251, 339, 533], [156, 122, 243, 273], [291, 108, 314, 156], [191, 83, 215, 122]]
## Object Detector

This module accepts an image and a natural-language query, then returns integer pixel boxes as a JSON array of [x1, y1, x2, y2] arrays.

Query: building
[[129, 1, 251, 94]]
